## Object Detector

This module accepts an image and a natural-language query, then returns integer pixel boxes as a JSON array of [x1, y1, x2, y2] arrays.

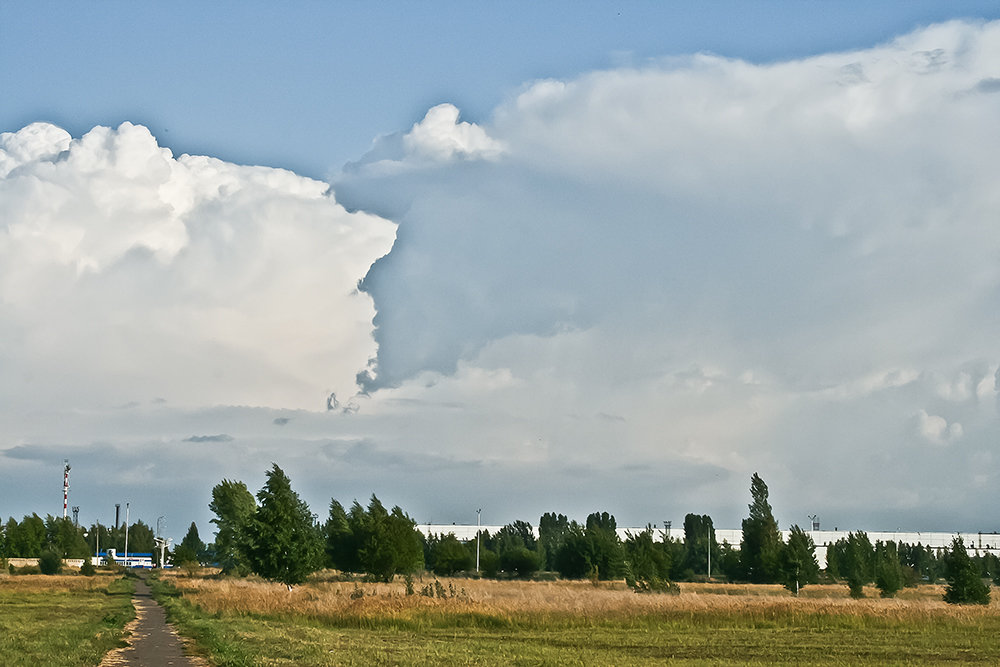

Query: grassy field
[[0, 573, 134, 666], [152, 573, 1000, 665]]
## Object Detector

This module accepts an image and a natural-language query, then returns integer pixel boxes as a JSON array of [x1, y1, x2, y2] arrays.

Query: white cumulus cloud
[[403, 103, 506, 162], [333, 19, 1000, 527], [916, 410, 964, 445], [0, 122, 397, 410]]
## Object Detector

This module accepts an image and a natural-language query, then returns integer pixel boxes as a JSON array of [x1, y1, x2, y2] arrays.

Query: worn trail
[[100, 572, 206, 667]]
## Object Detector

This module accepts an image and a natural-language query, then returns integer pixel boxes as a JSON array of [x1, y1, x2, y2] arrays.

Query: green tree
[[554, 523, 590, 578], [244, 464, 324, 588], [347, 495, 424, 582], [495, 520, 537, 553], [210, 479, 257, 575], [553, 514, 625, 581], [682, 513, 718, 578], [538, 512, 570, 571], [324, 499, 357, 572], [85, 523, 111, 560], [173, 522, 206, 565], [716, 541, 742, 581], [0, 518, 8, 558], [585, 512, 625, 580], [779, 525, 819, 595], [943, 537, 990, 605], [739, 473, 782, 583], [499, 546, 541, 578], [840, 531, 874, 598], [623, 527, 673, 590], [874, 540, 905, 598], [44, 515, 90, 558], [428, 533, 474, 575], [126, 520, 156, 555], [9, 514, 45, 557], [182, 522, 206, 559], [38, 549, 63, 575]]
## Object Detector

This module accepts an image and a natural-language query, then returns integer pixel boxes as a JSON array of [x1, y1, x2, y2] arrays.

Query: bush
[[39, 550, 63, 575], [102, 559, 123, 574], [80, 559, 97, 576], [499, 547, 540, 579]]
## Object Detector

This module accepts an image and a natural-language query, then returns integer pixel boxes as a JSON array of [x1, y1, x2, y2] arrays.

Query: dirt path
[[100, 572, 208, 667]]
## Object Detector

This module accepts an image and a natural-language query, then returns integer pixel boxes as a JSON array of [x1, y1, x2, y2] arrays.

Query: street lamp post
[[707, 526, 712, 580], [124, 502, 130, 569], [476, 509, 482, 573]]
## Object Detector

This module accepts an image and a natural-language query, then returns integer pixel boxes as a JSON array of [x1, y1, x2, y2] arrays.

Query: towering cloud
[[334, 20, 1000, 526], [0, 122, 396, 410]]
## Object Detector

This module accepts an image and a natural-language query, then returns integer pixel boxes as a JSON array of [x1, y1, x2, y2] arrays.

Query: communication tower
[[63, 460, 71, 519]]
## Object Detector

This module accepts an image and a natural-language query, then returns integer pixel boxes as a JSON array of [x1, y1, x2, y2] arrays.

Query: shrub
[[80, 559, 97, 576], [499, 547, 540, 579], [39, 550, 63, 575]]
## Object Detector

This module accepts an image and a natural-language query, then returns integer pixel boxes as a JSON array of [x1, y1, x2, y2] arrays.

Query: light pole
[[707, 526, 712, 580], [124, 502, 130, 569], [476, 509, 482, 573], [156, 516, 166, 567]]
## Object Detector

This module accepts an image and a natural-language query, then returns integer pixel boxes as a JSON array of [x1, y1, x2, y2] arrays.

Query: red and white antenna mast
[[63, 460, 71, 519]]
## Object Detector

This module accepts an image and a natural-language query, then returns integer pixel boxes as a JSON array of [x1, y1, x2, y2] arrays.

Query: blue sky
[[3, 2, 1000, 544], [5, 1, 999, 177]]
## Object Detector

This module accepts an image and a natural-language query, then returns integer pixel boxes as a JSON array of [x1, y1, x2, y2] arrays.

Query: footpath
[[100, 572, 206, 667]]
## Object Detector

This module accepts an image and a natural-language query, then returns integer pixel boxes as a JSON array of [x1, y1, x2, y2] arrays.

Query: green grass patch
[[0, 575, 135, 666]]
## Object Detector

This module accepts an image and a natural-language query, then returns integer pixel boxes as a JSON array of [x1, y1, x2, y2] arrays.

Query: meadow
[[0, 573, 134, 666], [152, 572, 1000, 666]]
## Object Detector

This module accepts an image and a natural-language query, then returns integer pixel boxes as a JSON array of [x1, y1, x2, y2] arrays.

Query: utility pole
[[707, 526, 712, 580], [476, 509, 482, 573], [124, 502, 130, 569]]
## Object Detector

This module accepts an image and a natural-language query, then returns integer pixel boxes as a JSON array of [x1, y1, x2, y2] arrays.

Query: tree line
[[0, 514, 157, 561], [1, 467, 992, 604]]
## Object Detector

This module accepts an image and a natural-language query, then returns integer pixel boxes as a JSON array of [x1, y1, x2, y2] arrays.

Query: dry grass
[[157, 571, 1000, 627], [0, 573, 123, 594]]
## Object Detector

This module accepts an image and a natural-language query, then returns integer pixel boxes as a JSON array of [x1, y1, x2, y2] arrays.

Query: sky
[[4, 2, 1000, 544]]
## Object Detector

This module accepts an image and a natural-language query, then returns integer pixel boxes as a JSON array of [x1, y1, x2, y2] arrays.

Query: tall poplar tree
[[739, 473, 782, 583], [210, 479, 256, 575]]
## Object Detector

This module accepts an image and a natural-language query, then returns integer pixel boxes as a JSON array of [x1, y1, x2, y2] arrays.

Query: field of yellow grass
[[151, 571, 1000, 665], [159, 572, 996, 623]]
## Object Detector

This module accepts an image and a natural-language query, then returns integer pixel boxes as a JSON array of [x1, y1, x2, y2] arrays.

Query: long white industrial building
[[418, 524, 1000, 568]]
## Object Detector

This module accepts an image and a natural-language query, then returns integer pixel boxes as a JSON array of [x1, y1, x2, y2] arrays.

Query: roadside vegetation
[[0, 573, 134, 666]]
